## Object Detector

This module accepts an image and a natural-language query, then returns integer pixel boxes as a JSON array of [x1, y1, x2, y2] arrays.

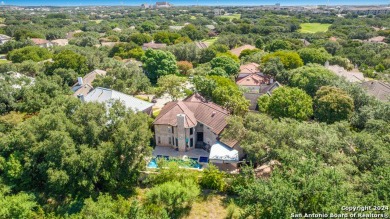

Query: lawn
[[0, 59, 10, 64], [299, 23, 331, 33], [202, 37, 219, 45], [220, 14, 241, 21]]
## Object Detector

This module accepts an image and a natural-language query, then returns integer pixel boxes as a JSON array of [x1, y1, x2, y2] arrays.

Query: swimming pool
[[147, 157, 203, 169]]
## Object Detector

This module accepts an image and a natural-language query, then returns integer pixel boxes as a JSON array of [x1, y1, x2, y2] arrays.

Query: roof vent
[[212, 111, 216, 117]]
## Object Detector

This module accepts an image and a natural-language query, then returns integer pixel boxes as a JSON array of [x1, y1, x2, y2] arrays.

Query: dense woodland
[[0, 5, 389, 218]]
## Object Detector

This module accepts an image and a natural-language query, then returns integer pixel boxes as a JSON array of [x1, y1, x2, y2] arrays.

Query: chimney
[[177, 114, 186, 152], [212, 111, 216, 117], [77, 94, 85, 102], [77, 77, 83, 85]]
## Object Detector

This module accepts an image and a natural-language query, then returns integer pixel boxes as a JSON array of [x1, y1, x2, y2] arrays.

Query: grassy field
[[202, 37, 219, 45], [0, 59, 10, 64], [220, 14, 241, 21], [299, 23, 331, 33]]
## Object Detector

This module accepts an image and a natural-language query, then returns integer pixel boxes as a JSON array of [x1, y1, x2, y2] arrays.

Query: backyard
[[299, 23, 331, 33]]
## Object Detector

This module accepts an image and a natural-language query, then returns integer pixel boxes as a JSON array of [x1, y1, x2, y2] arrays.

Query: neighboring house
[[195, 41, 209, 49], [51, 39, 69, 46], [0, 34, 11, 45], [236, 74, 273, 93], [155, 1, 171, 8], [82, 87, 154, 114], [30, 38, 52, 48], [229, 44, 256, 57], [113, 27, 122, 32], [205, 25, 216, 30], [101, 42, 117, 47], [243, 81, 281, 111], [366, 36, 386, 43], [361, 81, 390, 102], [153, 93, 244, 163], [326, 65, 365, 83], [238, 62, 260, 79], [66, 30, 82, 39], [300, 38, 311, 46], [72, 69, 107, 97], [142, 42, 167, 50], [169, 26, 184, 31]]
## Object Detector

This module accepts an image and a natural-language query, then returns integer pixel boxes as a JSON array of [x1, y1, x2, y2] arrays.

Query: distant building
[[155, 2, 171, 8], [141, 3, 150, 9], [0, 34, 11, 45], [169, 26, 184, 31], [142, 42, 167, 50], [30, 38, 52, 48], [229, 44, 256, 57], [195, 41, 209, 49], [343, 7, 390, 15], [213, 9, 224, 16], [51, 39, 69, 46], [361, 81, 390, 102]]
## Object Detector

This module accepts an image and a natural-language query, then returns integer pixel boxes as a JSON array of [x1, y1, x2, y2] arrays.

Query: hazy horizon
[[1, 0, 389, 7]]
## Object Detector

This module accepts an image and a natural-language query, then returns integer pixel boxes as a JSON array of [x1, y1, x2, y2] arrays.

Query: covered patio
[[152, 146, 210, 161]]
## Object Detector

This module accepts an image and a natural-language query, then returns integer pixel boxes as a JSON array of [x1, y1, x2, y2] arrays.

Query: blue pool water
[[147, 157, 203, 169]]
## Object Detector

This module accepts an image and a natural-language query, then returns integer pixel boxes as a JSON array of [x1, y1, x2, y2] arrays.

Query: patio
[[152, 146, 210, 160]]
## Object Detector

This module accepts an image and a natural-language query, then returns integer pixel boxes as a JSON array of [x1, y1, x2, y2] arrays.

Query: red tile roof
[[236, 74, 270, 86], [239, 62, 260, 74], [31, 38, 49, 45], [154, 93, 229, 134]]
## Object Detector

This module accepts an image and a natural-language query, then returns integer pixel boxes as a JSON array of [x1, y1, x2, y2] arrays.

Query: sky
[[1, 0, 389, 6]]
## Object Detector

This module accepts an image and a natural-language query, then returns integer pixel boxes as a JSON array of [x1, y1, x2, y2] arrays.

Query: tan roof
[[31, 38, 49, 45], [142, 42, 167, 49], [236, 74, 270, 86], [329, 37, 338, 42], [72, 69, 107, 97], [368, 36, 385, 43], [230, 44, 256, 57], [154, 93, 229, 134], [51, 39, 68, 46], [239, 62, 260, 74]]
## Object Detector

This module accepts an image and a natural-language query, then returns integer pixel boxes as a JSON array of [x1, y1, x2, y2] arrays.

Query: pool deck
[[152, 146, 209, 160]]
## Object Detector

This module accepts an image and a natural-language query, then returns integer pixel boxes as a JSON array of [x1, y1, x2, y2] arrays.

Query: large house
[[153, 93, 244, 164], [155, 1, 171, 8], [142, 42, 167, 50]]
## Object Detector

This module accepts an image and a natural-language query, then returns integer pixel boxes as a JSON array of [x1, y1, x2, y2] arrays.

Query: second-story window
[[158, 137, 161, 144], [190, 127, 193, 135]]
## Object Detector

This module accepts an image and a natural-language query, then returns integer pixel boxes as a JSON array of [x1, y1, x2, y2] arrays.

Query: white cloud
[[1, 1, 5, 5]]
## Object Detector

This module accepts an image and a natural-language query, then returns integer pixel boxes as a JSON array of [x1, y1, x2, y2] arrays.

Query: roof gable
[[154, 94, 229, 134]]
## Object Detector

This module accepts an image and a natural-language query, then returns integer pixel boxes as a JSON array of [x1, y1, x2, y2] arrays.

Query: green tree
[[210, 56, 240, 77], [298, 48, 331, 65], [145, 180, 200, 218], [200, 164, 227, 192], [267, 87, 313, 121], [179, 24, 206, 41], [156, 75, 187, 101], [0, 97, 153, 198], [8, 46, 52, 63], [314, 86, 354, 123], [262, 51, 303, 70], [93, 65, 151, 95], [255, 38, 264, 49], [48, 50, 88, 74], [289, 64, 339, 96], [265, 40, 291, 52], [142, 49, 178, 83], [129, 33, 152, 46]]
